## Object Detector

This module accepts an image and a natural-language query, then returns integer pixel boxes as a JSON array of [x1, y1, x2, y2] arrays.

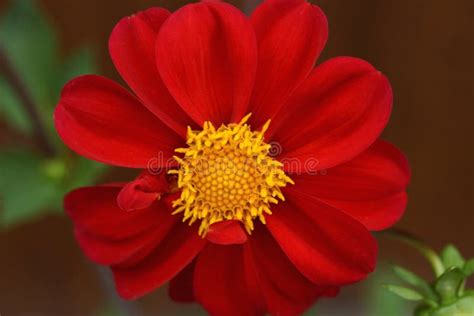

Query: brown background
[[1, 0, 473, 315]]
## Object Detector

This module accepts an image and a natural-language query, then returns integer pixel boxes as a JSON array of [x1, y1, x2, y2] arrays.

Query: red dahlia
[[54, 0, 410, 315]]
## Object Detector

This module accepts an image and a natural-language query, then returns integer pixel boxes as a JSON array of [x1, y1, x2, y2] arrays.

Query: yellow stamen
[[169, 114, 293, 236]]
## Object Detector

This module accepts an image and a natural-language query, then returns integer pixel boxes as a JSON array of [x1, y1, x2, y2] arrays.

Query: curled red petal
[[206, 220, 248, 245], [64, 185, 165, 240], [117, 171, 169, 212]]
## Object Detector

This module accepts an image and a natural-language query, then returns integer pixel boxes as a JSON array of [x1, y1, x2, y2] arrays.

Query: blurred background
[[0, 0, 472, 315]]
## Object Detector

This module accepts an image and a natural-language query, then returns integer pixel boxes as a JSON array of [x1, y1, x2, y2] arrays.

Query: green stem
[[381, 229, 445, 277]]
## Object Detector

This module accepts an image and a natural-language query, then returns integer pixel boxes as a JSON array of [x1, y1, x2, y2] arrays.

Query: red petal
[[242, 245, 267, 314], [266, 189, 377, 286], [249, 0, 327, 127], [194, 244, 262, 316], [206, 220, 248, 245], [66, 184, 178, 266], [117, 171, 169, 211], [64, 185, 171, 240], [292, 140, 410, 230], [248, 226, 339, 316], [73, 226, 171, 266], [168, 260, 196, 303], [117, 184, 158, 212], [109, 7, 195, 135], [270, 57, 392, 170], [54, 75, 181, 168], [323, 193, 408, 231], [112, 224, 206, 300], [156, 1, 257, 125]]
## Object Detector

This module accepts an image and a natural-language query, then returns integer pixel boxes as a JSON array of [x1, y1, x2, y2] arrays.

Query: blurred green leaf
[[441, 244, 465, 270], [0, 0, 59, 112], [0, 0, 103, 228], [0, 75, 31, 133], [59, 47, 96, 87], [393, 266, 438, 301], [464, 259, 474, 277], [367, 267, 412, 316], [0, 0, 97, 138], [431, 295, 474, 316], [0, 150, 59, 227], [0, 150, 107, 228], [415, 295, 474, 316], [43, 158, 67, 181], [383, 284, 424, 301], [66, 157, 107, 190], [435, 268, 466, 304]]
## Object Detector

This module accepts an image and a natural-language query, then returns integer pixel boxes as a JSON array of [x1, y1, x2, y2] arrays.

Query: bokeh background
[[0, 0, 472, 315]]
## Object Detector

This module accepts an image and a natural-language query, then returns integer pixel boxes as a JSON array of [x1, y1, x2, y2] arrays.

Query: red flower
[[55, 1, 410, 315]]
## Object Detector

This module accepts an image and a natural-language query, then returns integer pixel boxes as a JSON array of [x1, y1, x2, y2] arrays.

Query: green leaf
[[435, 268, 466, 304], [0, 0, 59, 112], [393, 266, 438, 301], [442, 244, 465, 269], [415, 304, 434, 316], [42, 159, 67, 181], [430, 295, 474, 316], [367, 268, 412, 316], [60, 47, 97, 84], [0, 150, 60, 227], [66, 157, 107, 189], [383, 284, 425, 301], [0, 1, 98, 138], [463, 259, 474, 277], [0, 75, 31, 133]]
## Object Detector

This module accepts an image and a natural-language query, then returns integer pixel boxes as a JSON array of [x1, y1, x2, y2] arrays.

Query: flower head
[[55, 0, 410, 315], [171, 114, 294, 235]]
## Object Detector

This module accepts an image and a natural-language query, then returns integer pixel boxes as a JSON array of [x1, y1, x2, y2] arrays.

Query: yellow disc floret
[[169, 114, 294, 236]]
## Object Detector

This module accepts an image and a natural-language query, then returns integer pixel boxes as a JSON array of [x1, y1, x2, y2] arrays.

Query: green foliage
[[441, 244, 465, 270], [393, 266, 438, 301], [0, 150, 106, 228], [385, 241, 474, 316], [0, 0, 58, 134], [416, 295, 474, 316], [0, 150, 59, 226], [367, 267, 412, 316], [384, 285, 425, 301], [0, 76, 30, 133], [0, 0, 96, 136], [59, 47, 96, 89], [0, 0, 105, 228], [464, 259, 474, 277], [434, 268, 466, 304]]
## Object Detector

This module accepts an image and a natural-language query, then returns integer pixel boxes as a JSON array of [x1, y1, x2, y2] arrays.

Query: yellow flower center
[[169, 114, 294, 236]]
